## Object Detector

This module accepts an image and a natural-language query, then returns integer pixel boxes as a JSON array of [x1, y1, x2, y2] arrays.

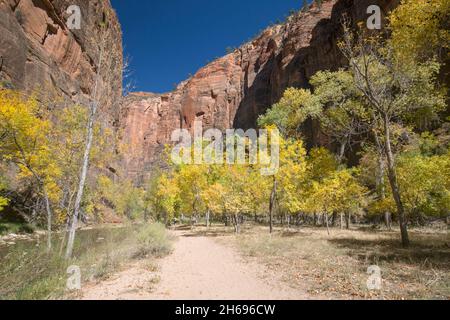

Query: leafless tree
[[65, 28, 107, 259]]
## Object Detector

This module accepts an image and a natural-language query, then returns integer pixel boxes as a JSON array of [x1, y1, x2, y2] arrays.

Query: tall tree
[[65, 27, 108, 259], [339, 20, 446, 246]]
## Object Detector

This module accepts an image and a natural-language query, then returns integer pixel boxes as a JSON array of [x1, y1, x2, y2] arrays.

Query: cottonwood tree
[[303, 148, 338, 227], [156, 173, 181, 224], [49, 106, 116, 254], [176, 163, 208, 227], [244, 166, 271, 223], [224, 165, 252, 233], [305, 168, 367, 234], [65, 24, 110, 259], [338, 20, 446, 246], [258, 72, 369, 163], [389, 0, 450, 65], [0, 91, 59, 251], [202, 182, 227, 227], [374, 152, 450, 225], [275, 137, 308, 228]]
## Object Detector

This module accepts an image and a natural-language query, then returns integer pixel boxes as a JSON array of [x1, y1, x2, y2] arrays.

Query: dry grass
[[0, 223, 173, 300], [214, 224, 449, 300]]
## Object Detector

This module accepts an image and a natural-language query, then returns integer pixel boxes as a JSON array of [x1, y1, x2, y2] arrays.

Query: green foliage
[[371, 152, 450, 220], [0, 179, 8, 213], [259, 71, 369, 154], [390, 0, 450, 64], [258, 88, 316, 137], [0, 222, 35, 236], [96, 175, 145, 220], [419, 132, 448, 156]]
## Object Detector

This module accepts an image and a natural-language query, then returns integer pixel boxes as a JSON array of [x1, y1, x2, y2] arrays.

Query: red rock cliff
[[0, 0, 123, 123], [120, 0, 399, 183]]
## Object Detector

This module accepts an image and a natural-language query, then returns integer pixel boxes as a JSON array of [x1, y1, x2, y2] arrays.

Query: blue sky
[[111, 0, 306, 93]]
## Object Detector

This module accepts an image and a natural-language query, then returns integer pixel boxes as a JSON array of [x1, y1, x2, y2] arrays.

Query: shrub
[[134, 223, 172, 258]]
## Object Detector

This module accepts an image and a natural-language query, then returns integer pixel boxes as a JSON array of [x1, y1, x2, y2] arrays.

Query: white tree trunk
[[65, 34, 105, 259], [44, 192, 52, 252]]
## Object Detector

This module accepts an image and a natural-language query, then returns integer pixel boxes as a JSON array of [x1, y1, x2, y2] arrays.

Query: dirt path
[[81, 231, 309, 300]]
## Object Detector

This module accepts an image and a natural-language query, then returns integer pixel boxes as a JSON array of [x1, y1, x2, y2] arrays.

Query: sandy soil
[[80, 230, 309, 300]]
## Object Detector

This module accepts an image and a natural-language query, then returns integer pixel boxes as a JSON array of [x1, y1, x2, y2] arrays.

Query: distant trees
[[143, 135, 369, 235]]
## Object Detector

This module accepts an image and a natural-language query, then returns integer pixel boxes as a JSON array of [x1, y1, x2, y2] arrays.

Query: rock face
[[120, 0, 399, 183], [0, 0, 123, 123], [1, 0, 400, 182]]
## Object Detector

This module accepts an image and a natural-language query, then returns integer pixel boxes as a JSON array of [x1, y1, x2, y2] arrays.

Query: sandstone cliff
[[0, 0, 123, 123], [0, 0, 400, 183], [120, 0, 399, 183]]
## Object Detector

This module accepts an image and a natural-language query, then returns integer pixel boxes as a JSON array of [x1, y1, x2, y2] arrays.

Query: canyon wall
[[120, 0, 399, 183], [0, 0, 123, 124], [0, 0, 400, 183]]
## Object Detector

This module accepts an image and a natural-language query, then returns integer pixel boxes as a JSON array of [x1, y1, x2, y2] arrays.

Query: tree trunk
[[206, 210, 210, 228], [375, 148, 392, 231], [44, 192, 52, 252], [269, 178, 277, 234], [384, 211, 392, 231], [338, 139, 347, 163], [332, 212, 338, 227], [340, 213, 344, 230], [65, 32, 105, 260], [383, 116, 410, 247], [325, 213, 330, 235], [233, 214, 240, 234], [65, 102, 98, 258], [31, 198, 39, 226], [59, 217, 70, 256], [346, 212, 351, 229]]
